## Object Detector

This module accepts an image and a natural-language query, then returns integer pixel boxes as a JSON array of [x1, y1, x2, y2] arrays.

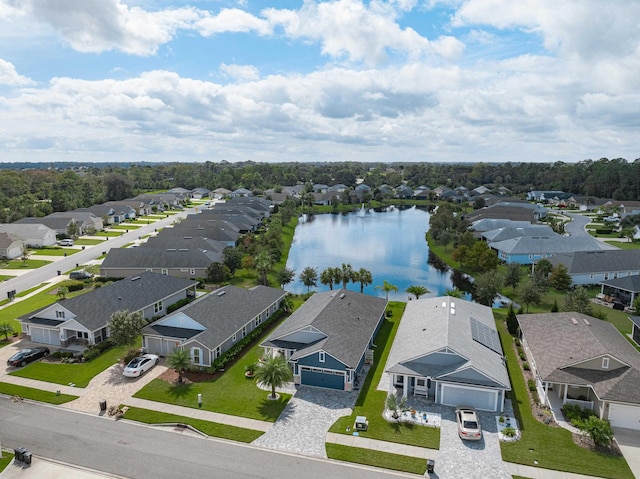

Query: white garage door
[[30, 327, 61, 346], [609, 403, 640, 430], [441, 384, 498, 411], [145, 337, 163, 355]]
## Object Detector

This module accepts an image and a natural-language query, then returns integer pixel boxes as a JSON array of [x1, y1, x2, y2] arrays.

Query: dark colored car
[[7, 347, 50, 367]]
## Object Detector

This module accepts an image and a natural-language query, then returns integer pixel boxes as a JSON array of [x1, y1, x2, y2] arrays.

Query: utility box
[[427, 459, 435, 474]]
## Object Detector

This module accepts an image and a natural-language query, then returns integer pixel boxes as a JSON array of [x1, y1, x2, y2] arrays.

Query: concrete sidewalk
[[326, 432, 436, 459], [0, 453, 127, 479]]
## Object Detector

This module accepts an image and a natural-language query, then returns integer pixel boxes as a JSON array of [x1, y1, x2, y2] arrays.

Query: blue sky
[[1, 0, 639, 163]]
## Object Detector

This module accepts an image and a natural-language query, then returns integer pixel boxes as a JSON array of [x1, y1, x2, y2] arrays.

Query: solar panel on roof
[[470, 317, 502, 354]]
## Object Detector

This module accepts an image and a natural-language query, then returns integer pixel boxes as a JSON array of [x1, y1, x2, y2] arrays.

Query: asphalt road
[[0, 398, 406, 479], [0, 209, 194, 301], [562, 212, 617, 251]]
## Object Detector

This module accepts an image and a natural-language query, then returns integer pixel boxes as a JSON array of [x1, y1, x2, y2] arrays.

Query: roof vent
[[571, 317, 579, 325], [131, 276, 140, 281], [582, 318, 591, 326], [217, 290, 226, 296], [339, 293, 345, 299]]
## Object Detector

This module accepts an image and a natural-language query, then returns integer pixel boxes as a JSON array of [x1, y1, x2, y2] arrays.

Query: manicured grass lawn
[[0, 283, 63, 331], [0, 452, 14, 472], [605, 241, 640, 250], [94, 231, 124, 237], [4, 259, 51, 269], [9, 344, 130, 388], [496, 318, 634, 479], [325, 443, 427, 475], [135, 323, 291, 422], [123, 406, 264, 443], [31, 248, 78, 256], [16, 284, 49, 297], [74, 238, 105, 245], [329, 302, 441, 450], [109, 224, 141, 230], [0, 275, 16, 282], [0, 381, 78, 404]]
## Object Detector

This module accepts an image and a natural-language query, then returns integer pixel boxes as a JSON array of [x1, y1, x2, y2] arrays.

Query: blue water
[[285, 206, 459, 302]]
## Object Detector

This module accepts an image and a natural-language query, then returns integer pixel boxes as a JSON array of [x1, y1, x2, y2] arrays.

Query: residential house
[[395, 185, 414, 199], [480, 224, 555, 243], [0, 232, 23, 259], [385, 297, 510, 412], [526, 190, 566, 202], [598, 275, 640, 310], [190, 187, 211, 199], [547, 250, 640, 285], [470, 219, 533, 233], [18, 272, 197, 347], [261, 289, 387, 391], [155, 218, 240, 247], [76, 202, 137, 225], [230, 188, 253, 198], [142, 285, 286, 365], [465, 201, 546, 224], [211, 188, 232, 200], [518, 312, 640, 430], [490, 234, 601, 264], [0, 224, 57, 247], [14, 216, 77, 237], [47, 212, 103, 234], [630, 316, 640, 347], [130, 193, 182, 210]]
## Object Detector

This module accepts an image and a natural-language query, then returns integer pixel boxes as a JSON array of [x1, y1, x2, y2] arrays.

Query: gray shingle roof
[[518, 312, 640, 404], [599, 275, 640, 293], [471, 219, 533, 232], [21, 272, 197, 332], [490, 235, 600, 256], [100, 247, 222, 269], [385, 297, 510, 389], [262, 289, 387, 369], [143, 285, 286, 350], [481, 225, 554, 242], [547, 250, 640, 274]]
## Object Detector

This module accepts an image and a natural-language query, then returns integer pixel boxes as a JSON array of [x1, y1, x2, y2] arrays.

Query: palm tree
[[299, 266, 318, 293], [353, 268, 372, 293], [406, 285, 429, 300], [254, 355, 293, 400], [320, 267, 336, 290], [167, 348, 191, 384], [254, 250, 273, 286], [0, 323, 14, 341], [340, 263, 354, 289], [57, 286, 69, 300], [444, 288, 464, 298], [375, 280, 398, 300]]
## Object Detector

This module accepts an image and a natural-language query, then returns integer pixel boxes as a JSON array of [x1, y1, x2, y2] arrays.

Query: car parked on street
[[7, 347, 50, 367], [456, 407, 482, 441], [123, 353, 159, 377]]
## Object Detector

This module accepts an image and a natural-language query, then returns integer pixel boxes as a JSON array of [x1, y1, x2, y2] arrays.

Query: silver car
[[456, 407, 482, 441]]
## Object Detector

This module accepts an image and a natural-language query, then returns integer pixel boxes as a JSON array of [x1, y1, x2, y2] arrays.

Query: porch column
[[403, 375, 409, 398], [563, 384, 568, 403], [544, 381, 549, 405]]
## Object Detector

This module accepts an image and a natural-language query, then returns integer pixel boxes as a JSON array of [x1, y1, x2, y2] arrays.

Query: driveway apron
[[252, 386, 356, 458], [434, 409, 511, 479]]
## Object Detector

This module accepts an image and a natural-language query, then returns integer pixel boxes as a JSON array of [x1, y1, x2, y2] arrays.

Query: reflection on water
[[285, 206, 461, 302]]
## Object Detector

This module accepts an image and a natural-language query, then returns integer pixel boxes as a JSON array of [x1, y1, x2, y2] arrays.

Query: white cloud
[[0, 59, 35, 86], [219, 63, 260, 81], [195, 8, 272, 36]]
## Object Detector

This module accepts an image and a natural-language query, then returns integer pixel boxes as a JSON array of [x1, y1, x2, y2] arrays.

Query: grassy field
[[3, 259, 52, 269], [329, 302, 441, 449], [0, 381, 78, 404], [325, 443, 428, 475], [123, 406, 264, 443]]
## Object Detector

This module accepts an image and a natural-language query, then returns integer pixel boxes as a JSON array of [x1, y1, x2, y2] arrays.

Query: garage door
[[609, 403, 640, 430], [441, 384, 498, 411], [145, 337, 163, 355], [300, 367, 345, 390], [30, 327, 61, 346]]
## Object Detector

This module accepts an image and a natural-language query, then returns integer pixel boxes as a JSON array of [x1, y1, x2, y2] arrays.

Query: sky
[[0, 0, 639, 164]]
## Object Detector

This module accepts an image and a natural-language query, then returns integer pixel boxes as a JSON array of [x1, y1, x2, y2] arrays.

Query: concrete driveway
[[614, 427, 640, 479]]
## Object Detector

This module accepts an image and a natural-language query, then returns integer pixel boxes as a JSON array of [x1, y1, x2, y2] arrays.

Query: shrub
[[82, 340, 113, 361], [167, 297, 193, 314], [527, 379, 537, 391], [502, 426, 516, 437], [519, 351, 526, 361], [67, 281, 85, 292], [52, 351, 75, 359], [582, 416, 614, 446], [562, 403, 596, 428], [514, 338, 521, 347], [523, 362, 530, 370]]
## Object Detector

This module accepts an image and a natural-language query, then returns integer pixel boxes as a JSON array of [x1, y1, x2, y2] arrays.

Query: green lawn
[[134, 325, 291, 422], [94, 231, 125, 237], [0, 452, 14, 473], [0, 275, 16, 282], [329, 302, 441, 450], [497, 318, 634, 479], [123, 406, 264, 443], [0, 283, 63, 331], [16, 284, 49, 298], [4, 259, 51, 269], [605, 241, 640, 250], [109, 224, 142, 230], [325, 443, 427, 475], [0, 381, 78, 404], [74, 238, 105, 245], [31, 247, 78, 256], [9, 344, 130, 388]]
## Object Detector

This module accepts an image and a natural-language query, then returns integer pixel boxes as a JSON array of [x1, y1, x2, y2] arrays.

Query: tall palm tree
[[375, 280, 398, 300], [167, 348, 191, 384], [406, 285, 429, 300], [254, 250, 273, 286], [353, 268, 373, 293], [340, 263, 354, 289], [444, 288, 464, 298], [320, 267, 336, 290], [254, 355, 293, 400]]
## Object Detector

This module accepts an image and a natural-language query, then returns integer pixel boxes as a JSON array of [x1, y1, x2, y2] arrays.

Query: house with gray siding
[[0, 232, 23, 259], [142, 285, 286, 366], [490, 234, 602, 264], [547, 250, 640, 285], [18, 272, 197, 347], [0, 224, 57, 247], [261, 289, 387, 391], [384, 297, 510, 412]]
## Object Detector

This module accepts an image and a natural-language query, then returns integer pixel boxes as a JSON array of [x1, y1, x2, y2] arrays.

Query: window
[[56, 310, 65, 318], [154, 301, 163, 314], [161, 268, 168, 275], [242, 326, 247, 338], [417, 378, 426, 387], [602, 357, 609, 369], [255, 316, 261, 327], [319, 351, 325, 363], [191, 347, 201, 365], [604, 273, 609, 280], [190, 268, 196, 275], [215, 346, 221, 359], [232, 333, 237, 342]]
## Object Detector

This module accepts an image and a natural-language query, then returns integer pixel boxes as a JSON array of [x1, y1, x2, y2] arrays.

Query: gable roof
[[518, 312, 640, 404], [0, 223, 55, 240], [262, 289, 387, 369], [20, 272, 197, 332], [599, 274, 640, 293], [490, 234, 601, 256], [100, 247, 222, 270], [547, 250, 640, 274], [385, 296, 510, 389], [143, 285, 286, 348]]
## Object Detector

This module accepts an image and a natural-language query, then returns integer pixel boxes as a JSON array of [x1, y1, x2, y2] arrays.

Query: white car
[[123, 354, 159, 378], [455, 407, 482, 441], [58, 239, 74, 246]]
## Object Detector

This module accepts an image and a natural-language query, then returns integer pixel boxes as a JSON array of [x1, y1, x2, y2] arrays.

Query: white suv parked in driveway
[[58, 239, 74, 246]]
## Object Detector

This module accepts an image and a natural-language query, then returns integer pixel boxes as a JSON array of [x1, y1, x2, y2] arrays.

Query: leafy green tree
[[254, 250, 273, 286], [167, 348, 191, 384], [564, 286, 593, 315], [534, 259, 553, 279], [451, 245, 469, 268], [0, 322, 14, 341], [504, 263, 523, 293], [320, 267, 337, 290], [473, 271, 503, 306], [353, 268, 373, 293], [206, 262, 230, 284], [299, 266, 318, 293], [104, 173, 133, 201], [107, 310, 145, 356], [254, 355, 293, 400], [222, 247, 242, 275], [276, 267, 295, 290], [581, 416, 614, 447], [66, 220, 79, 239], [506, 304, 519, 335], [550, 264, 572, 290], [519, 281, 543, 313], [375, 280, 398, 300], [406, 285, 429, 300]]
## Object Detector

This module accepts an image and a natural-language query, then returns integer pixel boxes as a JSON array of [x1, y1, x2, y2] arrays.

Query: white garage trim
[[609, 402, 640, 430], [440, 383, 499, 411], [30, 327, 61, 346]]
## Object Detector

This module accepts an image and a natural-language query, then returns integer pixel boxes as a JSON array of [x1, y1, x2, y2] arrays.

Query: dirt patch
[[158, 368, 219, 385], [573, 433, 622, 456]]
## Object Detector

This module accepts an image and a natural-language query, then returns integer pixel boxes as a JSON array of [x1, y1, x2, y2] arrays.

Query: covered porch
[[389, 373, 435, 401]]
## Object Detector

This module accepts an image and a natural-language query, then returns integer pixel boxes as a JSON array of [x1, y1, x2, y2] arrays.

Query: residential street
[[0, 397, 408, 479]]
